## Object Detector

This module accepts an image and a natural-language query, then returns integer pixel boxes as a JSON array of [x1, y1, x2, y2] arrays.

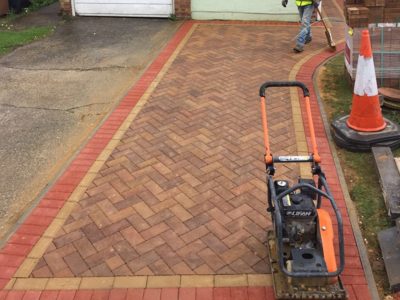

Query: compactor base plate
[[267, 231, 347, 300]]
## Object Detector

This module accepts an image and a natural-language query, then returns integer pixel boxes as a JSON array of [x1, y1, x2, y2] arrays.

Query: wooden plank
[[378, 224, 400, 292], [372, 147, 400, 220], [383, 99, 400, 110], [379, 88, 400, 103], [395, 157, 400, 174]]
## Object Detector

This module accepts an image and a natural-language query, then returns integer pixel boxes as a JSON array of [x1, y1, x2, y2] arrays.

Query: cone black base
[[331, 115, 400, 151]]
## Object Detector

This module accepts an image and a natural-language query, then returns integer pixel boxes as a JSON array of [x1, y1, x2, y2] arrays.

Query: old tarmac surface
[[0, 4, 181, 241]]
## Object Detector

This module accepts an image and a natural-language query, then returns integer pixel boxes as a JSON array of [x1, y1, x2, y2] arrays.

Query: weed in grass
[[168, 13, 177, 21], [1, 10, 18, 24]]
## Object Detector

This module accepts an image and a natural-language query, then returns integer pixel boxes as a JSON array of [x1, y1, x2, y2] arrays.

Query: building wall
[[191, 0, 298, 21], [60, 0, 294, 20], [60, 0, 71, 14], [175, 0, 191, 18]]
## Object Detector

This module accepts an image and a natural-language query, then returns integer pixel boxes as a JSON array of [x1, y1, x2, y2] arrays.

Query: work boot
[[305, 36, 312, 44], [293, 45, 304, 53]]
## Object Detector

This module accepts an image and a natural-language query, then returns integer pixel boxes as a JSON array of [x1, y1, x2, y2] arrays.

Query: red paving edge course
[[0, 22, 373, 300], [0, 288, 275, 300], [296, 43, 372, 300], [195, 20, 317, 26], [0, 20, 195, 290]]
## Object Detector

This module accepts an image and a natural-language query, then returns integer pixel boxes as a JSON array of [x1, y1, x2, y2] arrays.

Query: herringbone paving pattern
[[30, 25, 328, 277], [0, 0, 375, 295]]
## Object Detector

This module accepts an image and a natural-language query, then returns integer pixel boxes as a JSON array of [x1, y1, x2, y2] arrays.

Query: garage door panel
[[77, 0, 169, 4], [75, 0, 173, 17]]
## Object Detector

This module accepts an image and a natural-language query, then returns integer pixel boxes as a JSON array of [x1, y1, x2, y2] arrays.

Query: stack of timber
[[373, 147, 400, 292]]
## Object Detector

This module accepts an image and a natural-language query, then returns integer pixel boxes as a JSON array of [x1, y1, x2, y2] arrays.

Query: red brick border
[[0, 21, 195, 291], [296, 43, 372, 300], [193, 20, 324, 27], [0, 287, 275, 300]]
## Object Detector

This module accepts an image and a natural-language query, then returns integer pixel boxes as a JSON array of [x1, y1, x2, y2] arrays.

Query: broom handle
[[315, 6, 329, 32]]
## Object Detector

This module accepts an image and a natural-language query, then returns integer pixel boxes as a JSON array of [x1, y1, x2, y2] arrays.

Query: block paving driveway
[[0, 0, 377, 298], [31, 24, 302, 278]]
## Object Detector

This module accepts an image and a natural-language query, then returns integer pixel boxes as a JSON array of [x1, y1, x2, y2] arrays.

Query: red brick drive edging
[[0, 20, 195, 291], [0, 284, 373, 299], [296, 44, 372, 300], [0, 287, 275, 299]]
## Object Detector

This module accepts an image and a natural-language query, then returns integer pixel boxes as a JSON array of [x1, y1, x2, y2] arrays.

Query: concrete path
[[0, 1, 377, 299], [0, 5, 181, 240]]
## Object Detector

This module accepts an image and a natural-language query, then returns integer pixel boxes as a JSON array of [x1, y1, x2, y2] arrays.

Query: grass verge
[[320, 54, 398, 298], [0, 26, 52, 55]]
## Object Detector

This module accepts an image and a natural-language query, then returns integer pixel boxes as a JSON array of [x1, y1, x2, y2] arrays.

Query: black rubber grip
[[259, 81, 310, 98]]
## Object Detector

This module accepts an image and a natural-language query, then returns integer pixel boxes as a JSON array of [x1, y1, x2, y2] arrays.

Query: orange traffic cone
[[346, 30, 386, 132]]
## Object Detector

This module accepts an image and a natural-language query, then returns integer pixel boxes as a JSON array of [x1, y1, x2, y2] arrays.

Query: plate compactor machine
[[259, 81, 347, 299]]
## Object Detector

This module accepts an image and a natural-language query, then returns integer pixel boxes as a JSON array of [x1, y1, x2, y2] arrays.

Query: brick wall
[[59, 0, 72, 14], [60, 0, 192, 17], [174, 0, 191, 19]]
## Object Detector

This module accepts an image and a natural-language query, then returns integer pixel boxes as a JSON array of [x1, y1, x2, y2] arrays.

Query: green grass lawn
[[320, 54, 399, 297], [0, 26, 52, 55], [0, 0, 59, 56]]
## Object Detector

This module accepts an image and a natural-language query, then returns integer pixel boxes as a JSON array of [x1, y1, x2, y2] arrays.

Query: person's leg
[[298, 5, 304, 21], [295, 5, 313, 51], [304, 4, 314, 42]]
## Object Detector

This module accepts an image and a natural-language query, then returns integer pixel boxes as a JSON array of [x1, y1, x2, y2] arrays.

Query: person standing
[[282, 0, 320, 53]]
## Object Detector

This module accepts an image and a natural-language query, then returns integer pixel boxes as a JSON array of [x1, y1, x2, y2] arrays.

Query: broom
[[315, 6, 336, 51]]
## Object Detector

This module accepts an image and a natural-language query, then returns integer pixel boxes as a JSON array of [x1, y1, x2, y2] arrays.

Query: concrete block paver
[[28, 22, 308, 278], [0, 0, 375, 298]]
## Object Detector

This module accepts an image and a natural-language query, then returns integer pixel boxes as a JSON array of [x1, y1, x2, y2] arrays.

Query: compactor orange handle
[[260, 97, 272, 165], [304, 95, 321, 163], [259, 81, 321, 164]]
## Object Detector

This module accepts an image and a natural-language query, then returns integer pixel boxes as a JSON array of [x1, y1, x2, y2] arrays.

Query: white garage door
[[74, 0, 173, 17]]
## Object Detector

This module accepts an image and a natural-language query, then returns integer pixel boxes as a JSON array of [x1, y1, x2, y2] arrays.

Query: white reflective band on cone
[[353, 55, 378, 97]]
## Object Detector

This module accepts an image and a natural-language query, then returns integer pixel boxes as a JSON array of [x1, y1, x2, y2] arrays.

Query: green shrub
[[28, 0, 57, 11]]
